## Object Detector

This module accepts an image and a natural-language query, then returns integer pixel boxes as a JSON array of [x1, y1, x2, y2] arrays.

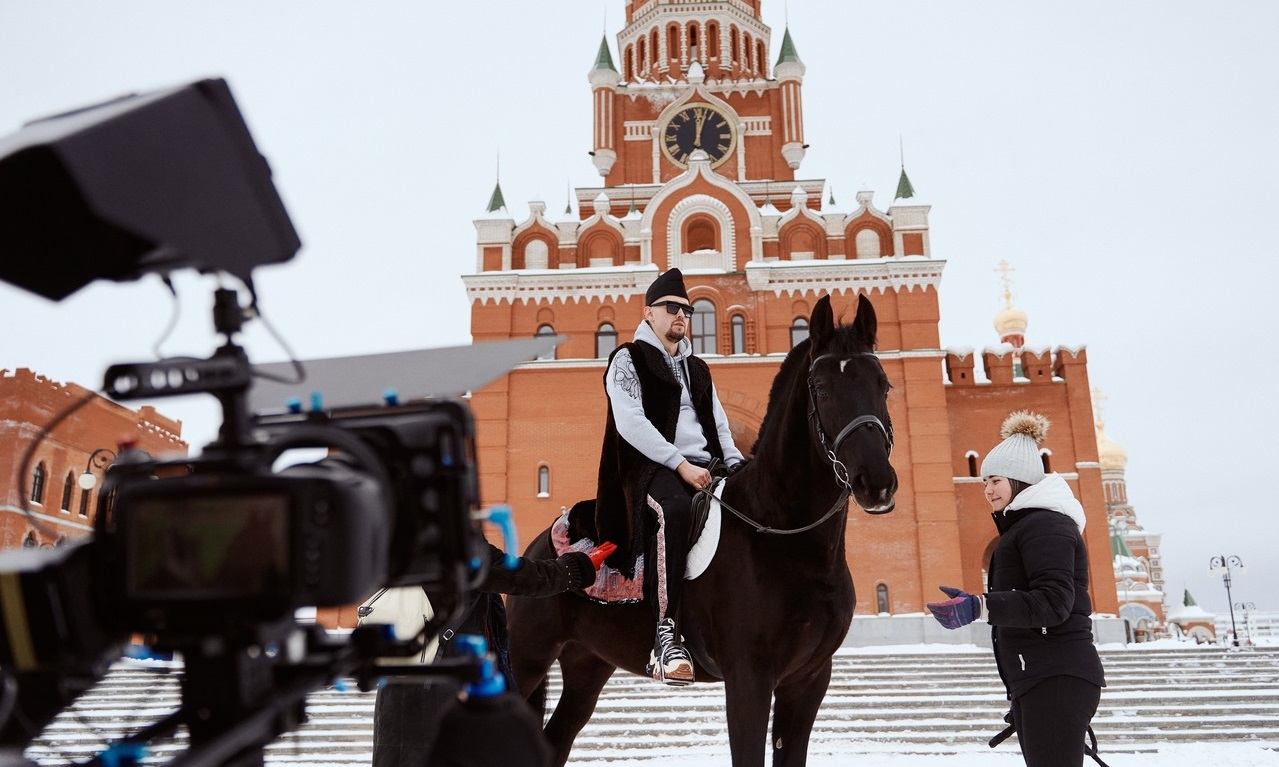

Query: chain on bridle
[[706, 351, 894, 535]]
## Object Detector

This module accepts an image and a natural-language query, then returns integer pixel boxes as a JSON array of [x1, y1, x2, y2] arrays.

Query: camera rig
[[0, 78, 555, 767]]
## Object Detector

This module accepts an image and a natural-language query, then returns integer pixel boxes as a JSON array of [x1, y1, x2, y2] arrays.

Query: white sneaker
[[646, 617, 694, 686]]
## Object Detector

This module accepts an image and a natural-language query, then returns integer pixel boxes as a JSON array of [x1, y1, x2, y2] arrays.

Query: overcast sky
[[2, 1, 1276, 622]]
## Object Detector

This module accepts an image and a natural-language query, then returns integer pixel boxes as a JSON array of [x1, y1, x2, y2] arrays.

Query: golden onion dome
[[1096, 425, 1128, 470], [994, 304, 1028, 337]]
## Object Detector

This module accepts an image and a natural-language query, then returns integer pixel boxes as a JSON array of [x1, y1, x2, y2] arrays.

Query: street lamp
[[1209, 555, 1246, 647], [78, 448, 117, 491], [1233, 601, 1257, 647]]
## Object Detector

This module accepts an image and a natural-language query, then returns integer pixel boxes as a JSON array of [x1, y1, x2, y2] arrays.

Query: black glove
[[557, 552, 594, 591]]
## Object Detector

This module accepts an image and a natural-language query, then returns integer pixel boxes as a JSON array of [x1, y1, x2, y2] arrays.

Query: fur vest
[[579, 339, 723, 575]]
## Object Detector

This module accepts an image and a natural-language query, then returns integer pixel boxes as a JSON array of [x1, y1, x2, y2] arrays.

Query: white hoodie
[[1003, 472, 1087, 532]]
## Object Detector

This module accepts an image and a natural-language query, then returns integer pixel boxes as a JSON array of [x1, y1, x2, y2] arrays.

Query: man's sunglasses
[[652, 300, 695, 318]]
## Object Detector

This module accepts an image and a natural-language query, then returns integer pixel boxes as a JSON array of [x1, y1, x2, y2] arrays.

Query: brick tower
[[462, 0, 1118, 631]]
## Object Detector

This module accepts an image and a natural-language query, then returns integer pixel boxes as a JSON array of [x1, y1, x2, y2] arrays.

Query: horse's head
[[805, 294, 898, 514]]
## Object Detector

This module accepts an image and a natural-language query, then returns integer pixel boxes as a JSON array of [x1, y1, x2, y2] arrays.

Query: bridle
[[705, 351, 894, 535]]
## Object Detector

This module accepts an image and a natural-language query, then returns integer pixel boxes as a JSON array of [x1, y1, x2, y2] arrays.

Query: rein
[[700, 351, 893, 536]]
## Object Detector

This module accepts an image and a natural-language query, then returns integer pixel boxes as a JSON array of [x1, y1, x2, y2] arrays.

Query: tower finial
[[1091, 386, 1109, 430], [996, 259, 1016, 308]]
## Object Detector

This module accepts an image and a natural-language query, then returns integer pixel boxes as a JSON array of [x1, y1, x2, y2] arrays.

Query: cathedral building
[[462, 0, 1120, 637], [1095, 390, 1167, 641]]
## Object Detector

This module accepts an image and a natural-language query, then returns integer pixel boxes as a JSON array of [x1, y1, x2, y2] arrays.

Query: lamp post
[[1209, 555, 1245, 647], [78, 447, 116, 491], [1233, 601, 1257, 647]]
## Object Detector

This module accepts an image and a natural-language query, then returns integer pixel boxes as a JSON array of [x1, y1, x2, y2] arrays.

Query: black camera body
[[84, 397, 479, 641]]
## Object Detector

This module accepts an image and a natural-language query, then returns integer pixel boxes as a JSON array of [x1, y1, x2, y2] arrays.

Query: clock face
[[661, 103, 736, 168]]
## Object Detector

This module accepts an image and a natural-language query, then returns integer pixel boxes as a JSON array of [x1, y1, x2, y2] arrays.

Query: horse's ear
[[810, 294, 835, 351], [853, 294, 878, 348]]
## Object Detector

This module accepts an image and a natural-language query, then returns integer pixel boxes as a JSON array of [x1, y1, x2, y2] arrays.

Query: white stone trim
[[463, 265, 660, 306], [744, 257, 945, 296]]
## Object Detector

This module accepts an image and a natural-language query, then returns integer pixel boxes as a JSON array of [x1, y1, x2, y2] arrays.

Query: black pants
[[643, 468, 695, 623], [1012, 675, 1101, 767]]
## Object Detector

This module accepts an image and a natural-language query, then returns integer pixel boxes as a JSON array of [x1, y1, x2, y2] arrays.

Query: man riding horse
[[591, 268, 744, 686]]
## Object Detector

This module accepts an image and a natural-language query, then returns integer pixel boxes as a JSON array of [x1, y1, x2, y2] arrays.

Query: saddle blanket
[[551, 480, 723, 604]]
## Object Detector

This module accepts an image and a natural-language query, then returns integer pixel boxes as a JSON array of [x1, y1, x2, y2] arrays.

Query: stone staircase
[[23, 646, 1279, 765]]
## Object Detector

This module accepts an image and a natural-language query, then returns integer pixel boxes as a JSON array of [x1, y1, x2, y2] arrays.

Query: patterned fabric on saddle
[[555, 502, 644, 603], [557, 487, 722, 604]]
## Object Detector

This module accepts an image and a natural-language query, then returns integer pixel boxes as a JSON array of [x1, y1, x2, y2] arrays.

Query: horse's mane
[[748, 319, 870, 458]]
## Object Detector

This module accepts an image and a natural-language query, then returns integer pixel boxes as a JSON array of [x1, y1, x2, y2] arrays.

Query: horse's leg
[[542, 642, 616, 767], [767, 661, 833, 767], [722, 672, 775, 767]]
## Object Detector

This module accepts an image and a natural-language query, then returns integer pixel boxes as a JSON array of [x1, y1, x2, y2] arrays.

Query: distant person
[[926, 411, 1107, 767]]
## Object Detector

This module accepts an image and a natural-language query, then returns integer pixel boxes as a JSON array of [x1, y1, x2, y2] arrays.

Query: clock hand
[[693, 109, 707, 147]]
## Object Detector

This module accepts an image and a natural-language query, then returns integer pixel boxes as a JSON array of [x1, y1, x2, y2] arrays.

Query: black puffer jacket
[[985, 474, 1106, 700]]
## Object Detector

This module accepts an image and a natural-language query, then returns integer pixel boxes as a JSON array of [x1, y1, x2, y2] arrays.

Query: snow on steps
[[23, 646, 1279, 764]]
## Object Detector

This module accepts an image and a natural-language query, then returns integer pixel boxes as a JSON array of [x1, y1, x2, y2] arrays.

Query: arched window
[[688, 23, 700, 60], [1040, 450, 1052, 474], [691, 299, 717, 354], [23, 532, 37, 549], [596, 322, 618, 358], [966, 451, 979, 478], [730, 27, 739, 65], [30, 463, 46, 505], [537, 465, 550, 497], [876, 583, 890, 614], [624, 44, 634, 81], [638, 35, 647, 71], [685, 216, 717, 253], [667, 25, 679, 64], [855, 228, 881, 259], [707, 22, 720, 59], [524, 239, 549, 270], [651, 29, 660, 68], [60, 472, 74, 508], [79, 489, 91, 517], [535, 324, 557, 361], [790, 317, 809, 348], [730, 314, 746, 354]]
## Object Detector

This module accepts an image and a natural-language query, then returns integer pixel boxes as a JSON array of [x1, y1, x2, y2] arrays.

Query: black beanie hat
[[645, 268, 689, 305]]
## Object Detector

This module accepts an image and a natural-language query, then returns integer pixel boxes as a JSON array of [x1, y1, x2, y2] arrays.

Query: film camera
[[0, 79, 550, 766]]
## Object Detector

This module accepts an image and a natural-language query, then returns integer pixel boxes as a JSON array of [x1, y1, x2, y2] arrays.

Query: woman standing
[[927, 411, 1106, 767]]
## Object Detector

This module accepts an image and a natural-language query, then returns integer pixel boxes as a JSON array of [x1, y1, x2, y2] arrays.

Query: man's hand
[[926, 586, 985, 629], [677, 460, 712, 491]]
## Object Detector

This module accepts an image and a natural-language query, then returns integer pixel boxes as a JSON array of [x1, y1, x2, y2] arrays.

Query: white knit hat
[[980, 411, 1050, 485]]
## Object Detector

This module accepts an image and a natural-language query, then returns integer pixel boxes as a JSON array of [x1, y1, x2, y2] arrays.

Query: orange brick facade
[[462, 0, 1119, 618], [0, 368, 187, 550]]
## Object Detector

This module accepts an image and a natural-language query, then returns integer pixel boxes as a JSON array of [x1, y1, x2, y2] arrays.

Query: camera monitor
[[0, 77, 300, 301]]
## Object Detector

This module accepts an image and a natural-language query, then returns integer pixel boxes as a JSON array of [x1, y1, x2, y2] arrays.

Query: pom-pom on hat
[[645, 268, 689, 305], [980, 410, 1050, 485]]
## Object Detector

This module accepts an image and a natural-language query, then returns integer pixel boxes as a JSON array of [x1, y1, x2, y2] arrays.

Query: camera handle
[[102, 286, 258, 453]]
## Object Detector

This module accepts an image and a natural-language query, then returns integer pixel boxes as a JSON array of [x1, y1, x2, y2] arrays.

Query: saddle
[[553, 480, 725, 604]]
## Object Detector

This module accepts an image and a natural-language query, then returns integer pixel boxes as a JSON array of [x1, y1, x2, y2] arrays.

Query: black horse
[[506, 294, 898, 767]]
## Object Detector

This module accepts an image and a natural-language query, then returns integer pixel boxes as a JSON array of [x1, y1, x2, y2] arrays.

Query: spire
[[894, 167, 916, 201], [775, 27, 802, 66], [827, 185, 836, 207], [1110, 528, 1134, 559], [894, 137, 917, 201], [1183, 589, 1198, 607], [486, 180, 507, 213], [593, 34, 616, 72]]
